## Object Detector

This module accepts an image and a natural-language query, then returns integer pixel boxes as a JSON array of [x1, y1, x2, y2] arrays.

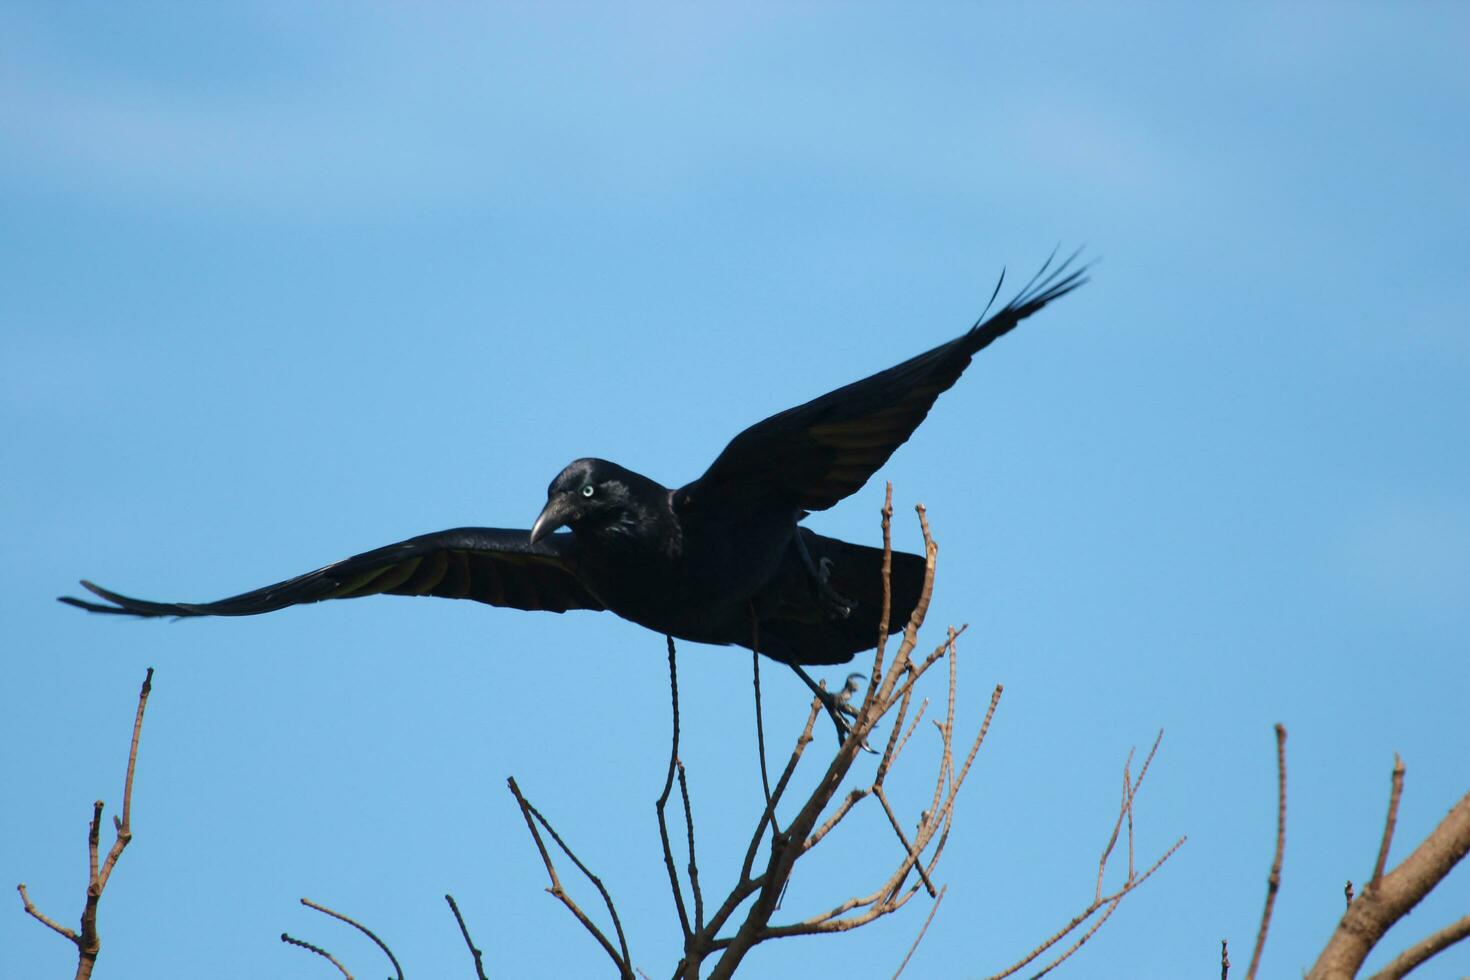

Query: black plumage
[[62, 254, 1087, 677]]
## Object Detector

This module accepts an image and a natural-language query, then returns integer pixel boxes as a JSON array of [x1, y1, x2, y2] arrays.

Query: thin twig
[[744, 701, 820, 877], [1369, 755, 1405, 887], [985, 835, 1186, 980], [444, 894, 488, 980], [1031, 893, 1124, 978], [866, 483, 895, 712], [678, 760, 704, 932], [656, 635, 693, 940], [1221, 938, 1230, 980], [882, 697, 928, 782], [15, 667, 153, 980], [1088, 731, 1161, 902], [1095, 746, 1136, 904], [983, 730, 1177, 980], [1245, 723, 1287, 980], [891, 885, 946, 979], [1125, 758, 1136, 879], [1367, 911, 1470, 980], [281, 932, 353, 979], [881, 628, 966, 716], [16, 884, 77, 941], [507, 776, 633, 978], [874, 785, 938, 898], [300, 898, 402, 980], [750, 615, 776, 831], [97, 667, 151, 891]]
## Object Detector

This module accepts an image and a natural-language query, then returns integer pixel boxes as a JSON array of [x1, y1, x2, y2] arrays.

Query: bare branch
[[1367, 911, 1470, 980], [96, 668, 151, 892], [1246, 723, 1287, 980], [16, 884, 78, 942], [873, 785, 937, 898], [1095, 746, 1136, 905], [281, 931, 354, 979], [892, 884, 946, 979], [299, 898, 402, 980], [15, 667, 153, 980], [1030, 893, 1124, 979], [677, 759, 704, 932], [1309, 775, 1470, 979], [507, 776, 633, 979], [865, 482, 895, 709], [805, 786, 871, 852], [656, 635, 694, 940], [750, 625, 776, 832], [1221, 938, 1230, 980], [1369, 754, 1406, 887], [739, 700, 820, 885], [985, 732, 1184, 980], [444, 894, 488, 980], [985, 835, 1185, 980]]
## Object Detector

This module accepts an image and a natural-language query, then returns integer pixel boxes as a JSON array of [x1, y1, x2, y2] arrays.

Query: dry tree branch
[[1306, 758, 1470, 980], [280, 931, 354, 979], [507, 776, 634, 979], [656, 634, 695, 943], [1245, 723, 1287, 980], [16, 666, 153, 980], [892, 883, 947, 979], [444, 894, 489, 980], [697, 501, 1024, 976], [1370, 754, 1405, 887], [984, 732, 1184, 980], [1367, 911, 1470, 980], [677, 760, 704, 932], [296, 898, 403, 980], [750, 622, 777, 832]]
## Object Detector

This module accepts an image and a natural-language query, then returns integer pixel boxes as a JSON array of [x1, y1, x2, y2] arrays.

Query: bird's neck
[[577, 474, 682, 559]]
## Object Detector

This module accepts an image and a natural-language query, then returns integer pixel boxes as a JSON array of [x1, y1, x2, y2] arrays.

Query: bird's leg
[[786, 664, 874, 751], [791, 531, 856, 620]]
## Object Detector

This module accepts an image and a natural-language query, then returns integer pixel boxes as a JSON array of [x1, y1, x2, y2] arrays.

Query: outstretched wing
[[59, 527, 604, 618], [678, 252, 1088, 515]]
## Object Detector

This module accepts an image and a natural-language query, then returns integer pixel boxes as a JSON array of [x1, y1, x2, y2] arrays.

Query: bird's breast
[[573, 508, 797, 639]]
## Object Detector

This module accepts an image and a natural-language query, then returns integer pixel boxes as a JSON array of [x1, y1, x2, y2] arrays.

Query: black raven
[[62, 255, 1086, 711]]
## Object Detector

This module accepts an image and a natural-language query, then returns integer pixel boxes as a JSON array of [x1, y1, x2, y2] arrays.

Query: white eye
[[581, 484, 595, 498]]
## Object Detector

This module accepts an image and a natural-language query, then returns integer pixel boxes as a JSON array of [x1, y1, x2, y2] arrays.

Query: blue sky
[[4, 4, 1468, 978]]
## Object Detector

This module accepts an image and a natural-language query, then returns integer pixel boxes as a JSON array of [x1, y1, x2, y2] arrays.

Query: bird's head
[[530, 458, 653, 543]]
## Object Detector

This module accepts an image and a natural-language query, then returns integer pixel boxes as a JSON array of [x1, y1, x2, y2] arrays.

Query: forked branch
[[985, 731, 1184, 980], [1229, 728, 1470, 980], [1307, 757, 1470, 979], [16, 667, 153, 980], [507, 776, 634, 979]]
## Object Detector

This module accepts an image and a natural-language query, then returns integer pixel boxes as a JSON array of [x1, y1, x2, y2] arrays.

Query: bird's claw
[[793, 533, 857, 621], [819, 671, 875, 752], [814, 557, 856, 620]]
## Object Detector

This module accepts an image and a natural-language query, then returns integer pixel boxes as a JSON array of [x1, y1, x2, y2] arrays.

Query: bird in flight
[[62, 253, 1087, 735]]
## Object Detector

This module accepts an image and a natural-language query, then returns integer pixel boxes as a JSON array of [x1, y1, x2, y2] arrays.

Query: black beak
[[529, 493, 576, 544]]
